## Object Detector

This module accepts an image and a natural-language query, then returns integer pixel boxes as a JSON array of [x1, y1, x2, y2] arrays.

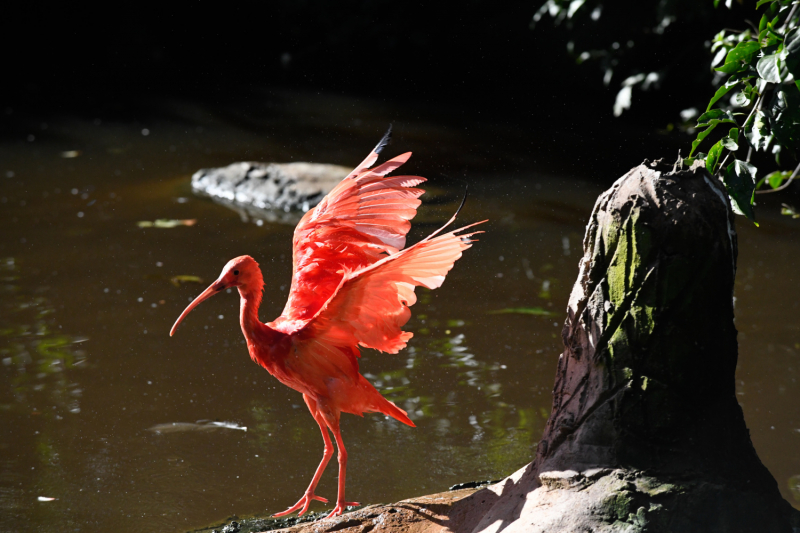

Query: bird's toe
[[273, 492, 329, 517], [325, 501, 360, 519]]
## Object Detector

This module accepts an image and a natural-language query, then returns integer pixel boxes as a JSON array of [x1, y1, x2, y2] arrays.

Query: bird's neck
[[237, 273, 276, 345], [239, 285, 262, 332]]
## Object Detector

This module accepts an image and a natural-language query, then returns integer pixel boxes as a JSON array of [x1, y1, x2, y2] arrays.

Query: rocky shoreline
[[191, 486, 490, 533]]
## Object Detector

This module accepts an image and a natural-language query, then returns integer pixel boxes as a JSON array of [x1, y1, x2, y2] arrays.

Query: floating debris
[[148, 420, 247, 434], [137, 219, 197, 228], [60, 150, 81, 158], [170, 275, 203, 287], [37, 496, 57, 502], [488, 307, 555, 316]]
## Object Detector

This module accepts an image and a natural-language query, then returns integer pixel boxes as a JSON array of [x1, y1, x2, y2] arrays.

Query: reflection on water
[[0, 257, 87, 417], [0, 93, 798, 533]]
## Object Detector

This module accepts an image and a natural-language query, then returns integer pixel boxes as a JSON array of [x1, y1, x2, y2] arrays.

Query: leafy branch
[[532, 0, 800, 222], [685, 0, 800, 223]]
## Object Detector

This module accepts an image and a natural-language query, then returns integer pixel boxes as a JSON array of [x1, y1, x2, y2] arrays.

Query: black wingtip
[[374, 124, 393, 155], [454, 184, 469, 219]]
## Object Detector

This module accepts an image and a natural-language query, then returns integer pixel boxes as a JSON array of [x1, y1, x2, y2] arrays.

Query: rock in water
[[191, 162, 349, 224], [470, 160, 800, 533]]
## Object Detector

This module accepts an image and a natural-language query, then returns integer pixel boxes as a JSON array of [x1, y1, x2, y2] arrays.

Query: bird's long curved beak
[[170, 280, 226, 336]]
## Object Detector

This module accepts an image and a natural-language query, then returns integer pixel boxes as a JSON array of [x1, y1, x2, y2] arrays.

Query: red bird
[[170, 129, 484, 518]]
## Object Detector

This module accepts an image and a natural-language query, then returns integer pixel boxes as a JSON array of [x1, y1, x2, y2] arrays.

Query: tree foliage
[[690, 0, 799, 223], [533, 0, 800, 222]]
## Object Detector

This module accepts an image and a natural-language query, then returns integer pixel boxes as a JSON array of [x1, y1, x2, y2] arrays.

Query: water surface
[[1, 93, 798, 532]]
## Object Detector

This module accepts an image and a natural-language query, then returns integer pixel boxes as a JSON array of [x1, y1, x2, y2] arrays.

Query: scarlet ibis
[[170, 128, 484, 518]]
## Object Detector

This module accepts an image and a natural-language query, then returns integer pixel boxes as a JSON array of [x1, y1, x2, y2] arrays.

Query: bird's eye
[[233, 270, 239, 276]]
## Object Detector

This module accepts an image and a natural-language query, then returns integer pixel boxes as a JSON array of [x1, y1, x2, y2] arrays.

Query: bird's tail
[[378, 397, 416, 427], [360, 374, 415, 427]]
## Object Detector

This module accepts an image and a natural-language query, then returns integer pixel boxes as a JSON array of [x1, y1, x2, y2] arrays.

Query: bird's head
[[170, 255, 262, 337]]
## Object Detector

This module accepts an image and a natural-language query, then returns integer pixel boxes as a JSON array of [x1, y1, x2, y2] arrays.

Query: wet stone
[[191, 161, 350, 224], [448, 479, 502, 491]]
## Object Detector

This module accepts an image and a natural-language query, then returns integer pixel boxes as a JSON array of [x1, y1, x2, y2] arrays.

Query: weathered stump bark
[[471, 160, 800, 532]]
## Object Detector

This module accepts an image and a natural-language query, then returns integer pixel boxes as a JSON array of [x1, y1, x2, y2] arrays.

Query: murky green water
[[1, 93, 798, 532]]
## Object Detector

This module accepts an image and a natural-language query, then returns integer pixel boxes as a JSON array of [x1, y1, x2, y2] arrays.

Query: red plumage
[[171, 133, 485, 519]]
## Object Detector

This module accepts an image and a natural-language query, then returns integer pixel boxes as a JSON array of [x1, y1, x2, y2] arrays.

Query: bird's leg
[[325, 416, 360, 519], [272, 395, 333, 517]]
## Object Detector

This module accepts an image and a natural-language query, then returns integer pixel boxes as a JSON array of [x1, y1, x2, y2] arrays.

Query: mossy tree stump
[[471, 161, 800, 533]]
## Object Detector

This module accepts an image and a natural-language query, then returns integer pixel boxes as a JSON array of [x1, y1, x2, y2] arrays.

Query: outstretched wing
[[278, 129, 427, 328], [293, 220, 485, 357]]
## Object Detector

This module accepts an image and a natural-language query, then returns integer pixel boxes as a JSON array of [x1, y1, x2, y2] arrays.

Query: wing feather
[[294, 221, 485, 355], [279, 135, 426, 326]]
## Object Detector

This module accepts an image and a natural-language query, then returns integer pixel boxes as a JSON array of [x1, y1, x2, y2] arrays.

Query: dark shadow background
[[3, 1, 752, 176]]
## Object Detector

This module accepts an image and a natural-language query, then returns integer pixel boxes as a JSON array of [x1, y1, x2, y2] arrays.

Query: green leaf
[[488, 307, 556, 316], [716, 61, 746, 74], [697, 108, 737, 125], [763, 29, 783, 47], [684, 152, 708, 167], [706, 82, 738, 111], [690, 110, 739, 156], [697, 109, 725, 124], [722, 127, 739, 151], [690, 125, 718, 156], [759, 13, 768, 34], [784, 28, 800, 83], [567, 0, 586, 18], [722, 160, 758, 222], [757, 54, 783, 83], [767, 88, 800, 148], [744, 109, 770, 151], [706, 141, 725, 174], [756, 0, 773, 7], [732, 90, 752, 106], [715, 41, 762, 75], [765, 170, 791, 189], [723, 41, 762, 64], [730, 71, 756, 85], [781, 203, 800, 218]]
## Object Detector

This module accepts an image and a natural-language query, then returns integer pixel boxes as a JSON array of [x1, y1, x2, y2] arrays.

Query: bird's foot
[[325, 500, 360, 519], [272, 493, 329, 517]]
